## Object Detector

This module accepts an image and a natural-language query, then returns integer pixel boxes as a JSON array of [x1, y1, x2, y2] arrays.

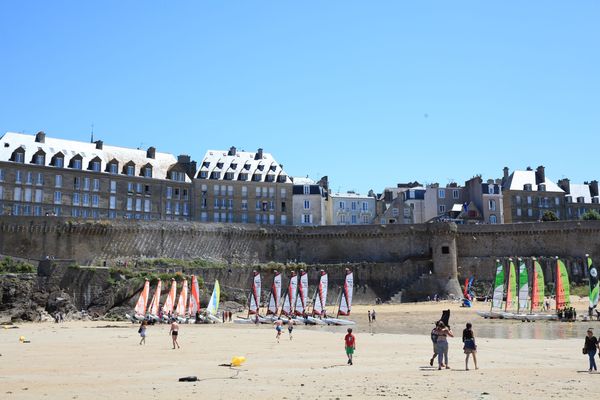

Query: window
[[55, 157, 64, 168], [126, 165, 135, 176], [143, 167, 152, 178], [269, 187, 275, 198], [174, 188, 180, 200], [109, 163, 118, 174], [281, 201, 286, 212], [439, 205, 446, 213], [256, 187, 261, 197], [241, 213, 248, 223], [36, 173, 43, 186], [126, 197, 133, 211], [166, 201, 172, 214], [488, 199, 496, 211], [174, 203, 180, 215], [110, 180, 117, 193], [228, 199, 233, 209], [82, 178, 90, 191], [303, 214, 312, 224], [14, 152, 24, 163], [303, 185, 310, 195], [281, 188, 287, 198], [54, 191, 62, 204], [340, 214, 346, 224], [438, 189, 445, 199], [489, 215, 497, 224], [35, 154, 45, 165], [73, 193, 80, 206], [135, 198, 142, 212], [82, 193, 89, 206], [488, 186, 495, 195], [183, 202, 189, 216], [527, 196, 532, 204], [93, 179, 100, 191], [15, 170, 22, 184], [269, 200, 275, 211], [304, 200, 310, 209], [92, 194, 99, 207], [25, 172, 33, 185], [227, 186, 233, 196], [362, 202, 368, 211], [255, 214, 261, 224], [127, 182, 134, 193], [362, 215, 370, 223], [183, 189, 189, 200], [92, 161, 101, 172], [166, 187, 173, 199], [0, 169, 3, 182], [453, 189, 459, 199], [214, 198, 219, 208], [35, 189, 42, 203], [262, 187, 268, 197], [442, 246, 450, 254], [13, 187, 22, 201], [136, 183, 142, 193], [281, 215, 287, 225], [269, 214, 275, 225], [201, 212, 208, 222], [55, 175, 62, 188], [73, 177, 81, 190], [351, 215, 357, 224], [242, 199, 248, 210], [72, 208, 79, 217], [516, 208, 522, 217], [255, 200, 261, 210], [201, 198, 207, 209], [515, 195, 521, 204], [213, 212, 220, 222], [555, 197, 561, 206], [24, 188, 31, 202], [242, 186, 247, 197], [109, 196, 116, 209], [351, 201, 357, 210], [34, 206, 42, 216], [72, 159, 82, 169], [392, 208, 399, 217], [527, 208, 533, 217], [339, 201, 345, 209]]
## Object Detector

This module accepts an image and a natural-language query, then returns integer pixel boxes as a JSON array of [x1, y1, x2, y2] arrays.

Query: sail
[[295, 270, 309, 315], [175, 279, 188, 316], [281, 272, 298, 316], [134, 279, 150, 316], [188, 275, 200, 315], [206, 280, 220, 316], [588, 255, 599, 310], [491, 260, 505, 309], [162, 279, 177, 314], [249, 271, 261, 315], [463, 278, 469, 298], [555, 258, 571, 309], [149, 279, 162, 316], [267, 271, 282, 315], [312, 271, 328, 316], [518, 259, 529, 312], [338, 270, 353, 316], [531, 259, 545, 312], [505, 260, 517, 312]]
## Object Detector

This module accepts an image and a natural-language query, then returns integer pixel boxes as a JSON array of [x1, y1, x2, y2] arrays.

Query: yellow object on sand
[[231, 356, 246, 367], [19, 336, 25, 342]]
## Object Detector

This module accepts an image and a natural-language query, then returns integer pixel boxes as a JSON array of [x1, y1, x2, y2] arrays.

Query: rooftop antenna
[[90, 123, 94, 143]]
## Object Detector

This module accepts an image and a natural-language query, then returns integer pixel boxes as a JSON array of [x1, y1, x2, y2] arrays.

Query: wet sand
[[1, 299, 597, 400]]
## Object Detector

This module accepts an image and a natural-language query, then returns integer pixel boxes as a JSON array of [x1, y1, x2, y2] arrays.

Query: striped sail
[[188, 275, 200, 315], [206, 280, 220, 316], [148, 279, 162, 316], [266, 272, 282, 315], [518, 259, 529, 312], [162, 279, 177, 314], [295, 270, 308, 315], [588, 255, 599, 310], [281, 272, 297, 316], [312, 271, 328, 316], [175, 279, 188, 316], [134, 279, 150, 316], [338, 270, 353, 316], [531, 259, 545, 312], [555, 258, 571, 309], [249, 272, 261, 315], [505, 259, 517, 312], [491, 260, 505, 309]]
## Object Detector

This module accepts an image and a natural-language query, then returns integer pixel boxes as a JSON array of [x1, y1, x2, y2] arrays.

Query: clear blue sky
[[1, 2, 598, 194]]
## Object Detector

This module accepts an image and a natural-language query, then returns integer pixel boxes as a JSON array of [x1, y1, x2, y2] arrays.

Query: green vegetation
[[0, 257, 35, 274], [541, 211, 559, 221], [582, 210, 600, 221], [571, 284, 590, 297]]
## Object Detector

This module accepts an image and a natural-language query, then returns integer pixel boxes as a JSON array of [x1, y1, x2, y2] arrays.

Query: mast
[[587, 254, 599, 316], [337, 268, 353, 318]]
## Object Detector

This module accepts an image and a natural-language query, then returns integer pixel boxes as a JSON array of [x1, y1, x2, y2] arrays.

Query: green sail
[[518, 260, 529, 312], [588, 256, 599, 310], [491, 260, 504, 309], [506, 260, 517, 312]]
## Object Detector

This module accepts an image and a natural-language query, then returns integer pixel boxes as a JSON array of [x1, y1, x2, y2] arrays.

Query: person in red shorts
[[344, 328, 356, 365]]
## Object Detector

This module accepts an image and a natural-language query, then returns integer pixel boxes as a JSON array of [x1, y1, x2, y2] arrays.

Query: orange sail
[[162, 279, 177, 314], [175, 279, 188, 316], [134, 279, 150, 316], [149, 279, 162, 316], [188, 276, 201, 315]]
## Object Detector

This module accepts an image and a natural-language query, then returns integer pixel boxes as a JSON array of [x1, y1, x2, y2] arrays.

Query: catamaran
[[323, 268, 355, 325], [186, 275, 201, 322], [147, 279, 162, 321], [305, 270, 328, 325], [161, 278, 177, 322], [279, 271, 298, 323], [234, 270, 270, 324], [175, 279, 189, 323], [477, 259, 507, 319], [265, 270, 282, 321], [588, 255, 599, 317], [203, 279, 221, 323], [555, 257, 571, 310], [126, 279, 150, 322]]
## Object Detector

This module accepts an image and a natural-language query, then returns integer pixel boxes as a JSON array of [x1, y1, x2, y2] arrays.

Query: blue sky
[[1, 2, 598, 194]]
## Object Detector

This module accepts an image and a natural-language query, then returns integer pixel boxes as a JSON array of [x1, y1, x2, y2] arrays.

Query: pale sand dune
[[0, 301, 595, 400]]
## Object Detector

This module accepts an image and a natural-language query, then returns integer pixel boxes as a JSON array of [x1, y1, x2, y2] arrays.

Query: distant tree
[[582, 210, 600, 221], [541, 211, 559, 221]]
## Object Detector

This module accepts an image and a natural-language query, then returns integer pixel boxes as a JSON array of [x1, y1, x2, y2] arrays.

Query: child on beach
[[345, 328, 356, 365], [169, 320, 180, 349], [434, 321, 453, 370], [287, 318, 294, 340], [138, 320, 147, 345], [584, 329, 598, 372], [462, 322, 478, 370], [274, 318, 283, 343]]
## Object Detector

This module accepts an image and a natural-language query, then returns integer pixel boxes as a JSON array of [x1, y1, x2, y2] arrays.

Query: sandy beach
[[1, 300, 598, 400]]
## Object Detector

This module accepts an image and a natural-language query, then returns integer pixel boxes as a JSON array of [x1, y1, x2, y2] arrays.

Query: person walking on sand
[[169, 320, 180, 349], [368, 310, 372, 324], [462, 322, 478, 370], [371, 310, 376, 322], [429, 322, 439, 367], [345, 328, 356, 365], [434, 321, 453, 370], [139, 320, 148, 345], [584, 328, 598, 372], [287, 318, 294, 340], [274, 318, 283, 343]]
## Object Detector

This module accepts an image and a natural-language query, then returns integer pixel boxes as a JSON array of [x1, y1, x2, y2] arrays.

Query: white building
[[326, 191, 376, 225]]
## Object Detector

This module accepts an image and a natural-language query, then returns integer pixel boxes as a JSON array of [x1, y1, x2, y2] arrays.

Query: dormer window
[[252, 174, 262, 182], [11, 148, 25, 163], [257, 165, 265, 171], [88, 157, 102, 172], [199, 171, 208, 179], [142, 164, 153, 178], [244, 164, 251, 170], [123, 161, 135, 176], [238, 173, 248, 181], [216, 162, 224, 169], [109, 163, 118, 174], [210, 171, 221, 179], [278, 175, 288, 183], [70, 155, 83, 170], [52, 153, 64, 168], [266, 174, 275, 182], [225, 172, 234, 180], [270, 165, 277, 172], [231, 163, 237, 170]]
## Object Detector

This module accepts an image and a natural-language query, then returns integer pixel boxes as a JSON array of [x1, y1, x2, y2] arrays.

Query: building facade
[[0, 132, 194, 220], [557, 179, 600, 220], [292, 177, 328, 226], [194, 147, 293, 225], [326, 191, 376, 225], [464, 176, 504, 224], [423, 183, 467, 222]]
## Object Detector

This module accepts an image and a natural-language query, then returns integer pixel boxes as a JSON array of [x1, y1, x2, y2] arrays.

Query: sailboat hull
[[323, 317, 356, 326]]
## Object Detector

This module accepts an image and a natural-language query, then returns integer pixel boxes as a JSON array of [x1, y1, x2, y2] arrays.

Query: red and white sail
[[175, 279, 188, 316], [249, 271, 262, 315], [312, 270, 328, 316], [162, 279, 177, 314], [295, 270, 309, 315], [134, 279, 150, 316], [281, 271, 298, 316], [148, 279, 162, 316], [337, 269, 353, 316], [188, 275, 200, 315], [267, 271, 282, 315]]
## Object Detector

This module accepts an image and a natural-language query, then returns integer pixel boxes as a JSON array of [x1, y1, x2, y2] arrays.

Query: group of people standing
[[430, 321, 478, 371]]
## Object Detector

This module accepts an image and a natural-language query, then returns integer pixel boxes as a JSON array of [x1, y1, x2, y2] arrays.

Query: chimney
[[255, 148, 264, 160], [35, 131, 46, 143], [95, 140, 103, 150], [177, 155, 196, 179], [228, 146, 237, 156], [591, 180, 599, 198], [146, 146, 156, 159], [535, 165, 545, 185], [558, 178, 570, 194], [503, 167, 509, 180]]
